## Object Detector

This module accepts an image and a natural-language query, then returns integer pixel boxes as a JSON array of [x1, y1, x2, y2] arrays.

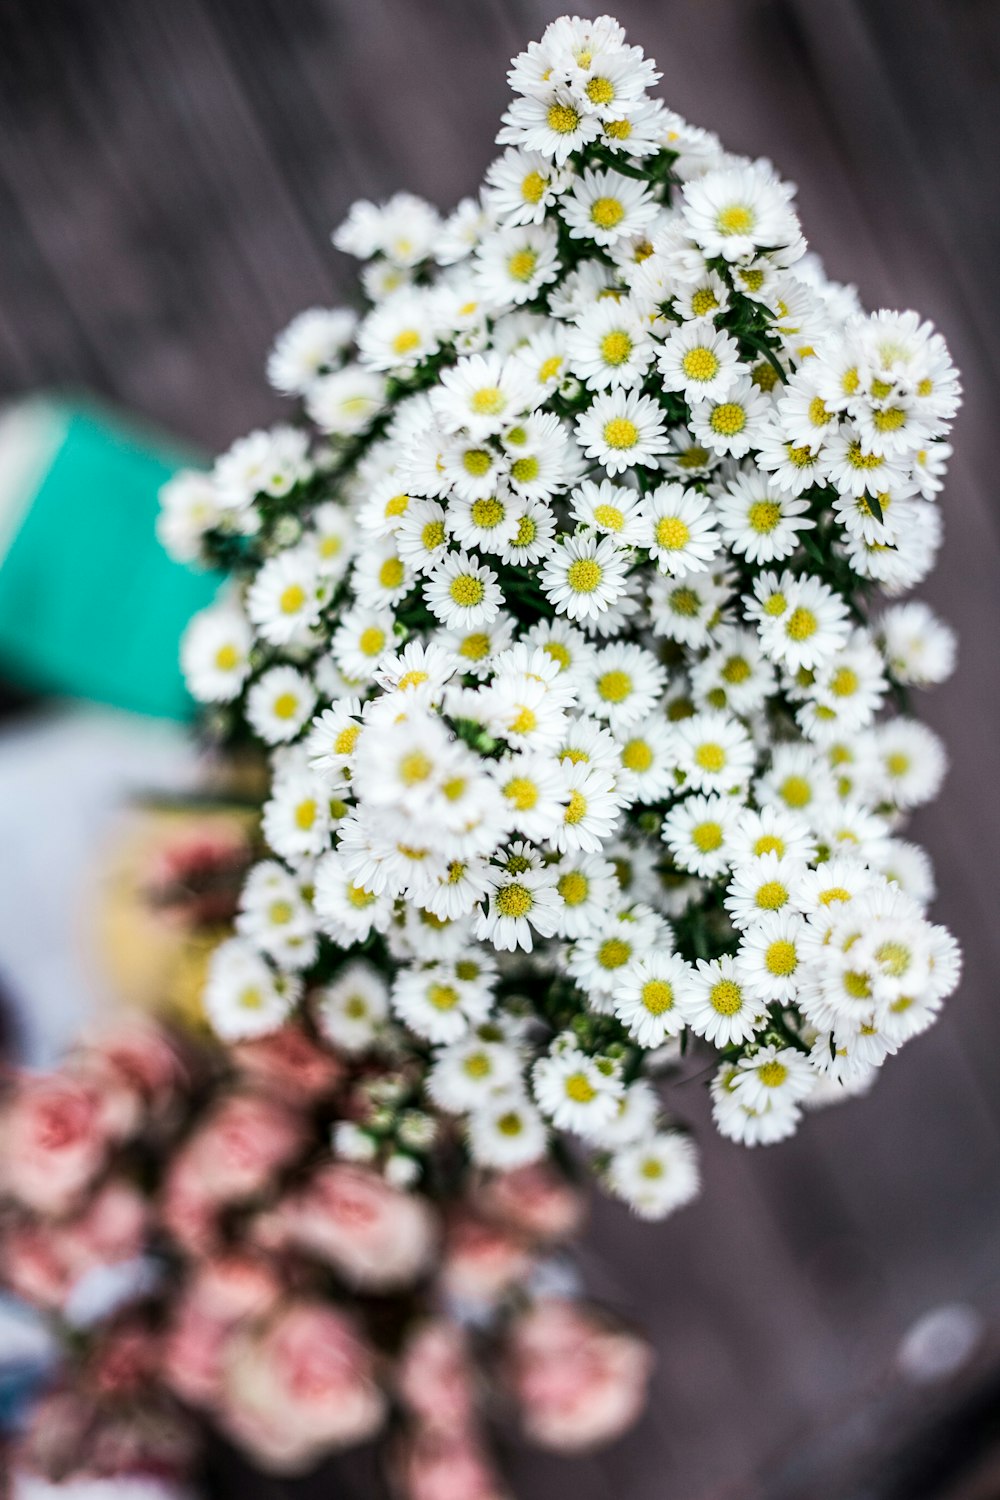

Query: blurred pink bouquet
[[1, 1015, 652, 1496]]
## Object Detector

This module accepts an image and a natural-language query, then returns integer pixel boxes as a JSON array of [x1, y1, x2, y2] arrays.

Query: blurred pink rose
[[3, 1179, 148, 1312], [162, 1093, 305, 1253], [440, 1214, 533, 1308], [233, 1023, 343, 1107], [397, 1321, 477, 1434], [276, 1162, 437, 1290], [162, 1253, 283, 1409], [506, 1299, 653, 1453], [219, 1299, 385, 1473], [397, 1429, 508, 1500], [475, 1163, 586, 1244], [0, 1072, 113, 1215], [87, 1020, 188, 1123]]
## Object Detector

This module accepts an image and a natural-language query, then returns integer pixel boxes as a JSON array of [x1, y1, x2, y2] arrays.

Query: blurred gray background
[[1, 2, 1000, 1497]]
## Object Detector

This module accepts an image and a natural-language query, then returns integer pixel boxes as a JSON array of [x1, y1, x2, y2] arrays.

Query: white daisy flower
[[607, 1132, 701, 1220], [680, 954, 766, 1047], [497, 90, 602, 164], [737, 910, 808, 1003], [331, 604, 397, 681], [657, 322, 744, 403], [357, 288, 442, 372], [712, 1059, 803, 1147], [614, 714, 677, 803], [312, 848, 392, 946], [424, 551, 503, 630], [427, 1027, 524, 1114], [306, 366, 386, 437], [688, 376, 772, 459], [181, 600, 252, 703], [552, 759, 622, 853], [539, 531, 632, 622], [493, 751, 568, 843], [613, 952, 696, 1047], [315, 961, 389, 1054], [203, 938, 299, 1041], [672, 710, 756, 794], [261, 763, 337, 865], [549, 851, 621, 939], [236, 859, 318, 971], [869, 718, 947, 810], [876, 601, 956, 688], [724, 852, 809, 930], [661, 792, 743, 878], [581, 641, 667, 731], [575, 387, 669, 475], [532, 1045, 624, 1139], [467, 1092, 548, 1169], [561, 166, 658, 246], [731, 1043, 816, 1114], [715, 472, 816, 565], [681, 164, 803, 264], [749, 570, 851, 673], [729, 805, 816, 866], [246, 666, 316, 744], [396, 498, 450, 575], [431, 351, 538, 439], [643, 483, 720, 575], [473, 222, 561, 307], [267, 306, 356, 394], [476, 854, 561, 953], [570, 478, 650, 547], [308, 501, 355, 580], [566, 298, 654, 390], [213, 425, 312, 509], [390, 962, 491, 1044], [483, 147, 572, 225]]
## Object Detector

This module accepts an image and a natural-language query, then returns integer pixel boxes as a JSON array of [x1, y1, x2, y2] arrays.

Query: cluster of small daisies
[[162, 14, 961, 1221]]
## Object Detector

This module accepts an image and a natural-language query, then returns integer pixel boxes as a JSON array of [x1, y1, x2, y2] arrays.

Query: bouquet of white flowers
[[162, 11, 962, 1225]]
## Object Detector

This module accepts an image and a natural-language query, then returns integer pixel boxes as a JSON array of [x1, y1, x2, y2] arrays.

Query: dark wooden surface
[[2, 3, 1000, 1496]]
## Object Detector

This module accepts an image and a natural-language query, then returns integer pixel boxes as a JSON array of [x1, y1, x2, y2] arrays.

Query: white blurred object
[[12, 1477, 194, 1500], [0, 707, 198, 1066], [896, 1302, 983, 1383]]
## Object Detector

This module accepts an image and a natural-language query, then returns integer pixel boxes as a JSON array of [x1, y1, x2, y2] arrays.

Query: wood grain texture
[[2, 2, 999, 1495]]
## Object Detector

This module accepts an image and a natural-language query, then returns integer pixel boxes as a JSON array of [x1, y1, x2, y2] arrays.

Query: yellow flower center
[[598, 937, 631, 969], [717, 204, 755, 235], [566, 557, 603, 593], [564, 790, 587, 825], [591, 196, 625, 229], [594, 503, 625, 529], [547, 102, 581, 134], [786, 606, 818, 642], [603, 416, 639, 449], [690, 287, 719, 317], [422, 519, 446, 550], [463, 448, 493, 476], [511, 455, 539, 482], [748, 500, 781, 533], [508, 249, 538, 282], [621, 738, 653, 772], [780, 775, 811, 808], [392, 328, 421, 355], [758, 1060, 788, 1087], [656, 515, 690, 549], [641, 980, 674, 1014], [521, 170, 546, 204], [682, 347, 720, 382], [598, 669, 632, 703], [379, 558, 404, 589], [215, 644, 239, 670], [334, 724, 360, 756], [558, 870, 589, 906], [471, 497, 505, 529], [710, 402, 747, 437], [280, 583, 306, 614], [459, 632, 490, 661], [273, 692, 299, 720], [668, 587, 700, 617], [504, 776, 538, 812], [693, 821, 723, 852], [755, 881, 788, 911], [565, 1072, 596, 1103], [399, 751, 433, 786], [470, 386, 506, 416], [450, 575, 485, 607], [765, 940, 798, 976], [710, 978, 743, 1015], [359, 626, 386, 656], [294, 799, 317, 830], [496, 883, 533, 919], [586, 76, 615, 105], [428, 983, 460, 1011], [695, 742, 726, 773], [600, 330, 633, 365]]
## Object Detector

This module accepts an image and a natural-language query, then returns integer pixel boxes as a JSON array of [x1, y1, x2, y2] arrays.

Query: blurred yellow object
[[96, 799, 258, 1033]]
